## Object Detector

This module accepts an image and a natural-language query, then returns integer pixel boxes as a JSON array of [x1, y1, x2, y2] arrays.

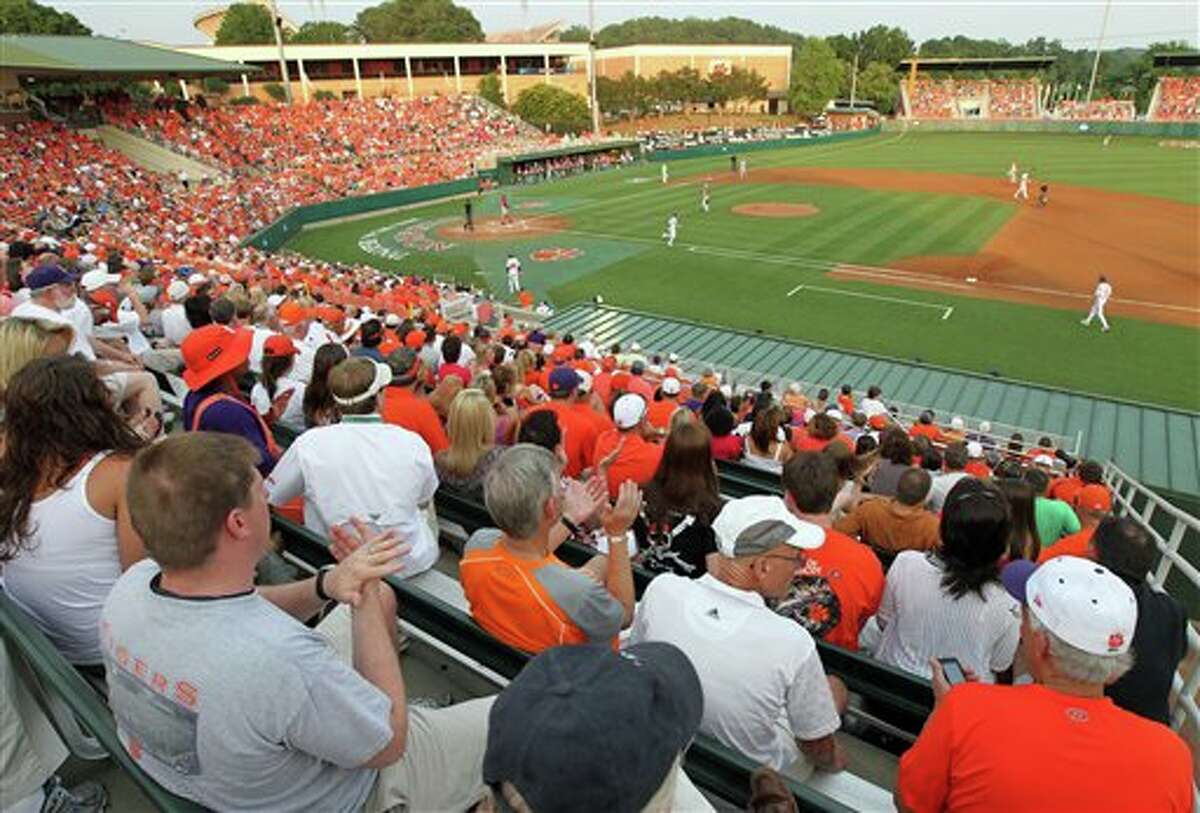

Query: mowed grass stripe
[[779, 191, 920, 260], [892, 196, 999, 260], [842, 193, 959, 264]]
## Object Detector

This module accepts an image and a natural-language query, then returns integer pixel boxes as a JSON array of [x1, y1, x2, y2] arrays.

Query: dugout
[[494, 139, 640, 185]]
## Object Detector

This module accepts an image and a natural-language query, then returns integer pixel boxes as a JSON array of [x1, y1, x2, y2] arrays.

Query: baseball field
[[286, 130, 1200, 410]]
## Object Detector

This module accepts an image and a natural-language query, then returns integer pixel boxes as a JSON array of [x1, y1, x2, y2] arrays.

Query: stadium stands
[[1152, 75, 1200, 121], [1054, 98, 1136, 121], [905, 78, 1040, 119]]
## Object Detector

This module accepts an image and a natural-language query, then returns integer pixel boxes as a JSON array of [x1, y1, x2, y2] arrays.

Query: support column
[[298, 58, 309, 102], [500, 55, 509, 104], [241, 73, 250, 97], [404, 56, 414, 100], [352, 57, 363, 100], [543, 52, 550, 84], [178, 79, 190, 101], [454, 55, 461, 93]]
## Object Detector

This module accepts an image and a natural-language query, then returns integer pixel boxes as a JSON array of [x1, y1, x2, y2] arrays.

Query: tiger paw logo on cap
[[1107, 632, 1125, 651]]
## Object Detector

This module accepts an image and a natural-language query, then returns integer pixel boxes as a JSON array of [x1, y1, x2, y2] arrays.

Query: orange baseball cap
[[1074, 484, 1112, 513], [263, 334, 297, 358], [277, 301, 309, 325], [182, 325, 253, 389], [405, 329, 426, 349]]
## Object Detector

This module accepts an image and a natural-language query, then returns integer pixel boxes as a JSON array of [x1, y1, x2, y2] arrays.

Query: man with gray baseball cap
[[627, 495, 846, 780], [896, 556, 1192, 812], [477, 642, 713, 812]]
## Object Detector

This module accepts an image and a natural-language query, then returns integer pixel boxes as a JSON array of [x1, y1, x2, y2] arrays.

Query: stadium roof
[[895, 56, 1056, 73], [1153, 52, 1200, 68], [0, 35, 258, 79]]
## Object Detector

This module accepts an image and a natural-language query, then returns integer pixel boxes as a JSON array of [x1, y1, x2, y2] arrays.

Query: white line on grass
[[787, 283, 952, 320]]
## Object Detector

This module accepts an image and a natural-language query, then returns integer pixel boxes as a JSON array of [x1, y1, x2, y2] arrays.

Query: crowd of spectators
[[1152, 75, 1200, 121], [907, 79, 1040, 119], [1054, 98, 1137, 121], [0, 97, 1194, 813]]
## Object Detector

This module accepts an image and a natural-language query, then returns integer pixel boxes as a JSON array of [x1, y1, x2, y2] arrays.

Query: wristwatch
[[560, 516, 583, 538], [315, 565, 335, 603]]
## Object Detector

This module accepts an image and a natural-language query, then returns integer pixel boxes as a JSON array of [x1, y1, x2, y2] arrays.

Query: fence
[[644, 127, 880, 162], [881, 118, 1200, 138], [240, 177, 478, 253]]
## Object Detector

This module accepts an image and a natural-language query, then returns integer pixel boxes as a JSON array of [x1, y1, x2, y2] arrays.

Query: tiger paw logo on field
[[530, 247, 583, 262]]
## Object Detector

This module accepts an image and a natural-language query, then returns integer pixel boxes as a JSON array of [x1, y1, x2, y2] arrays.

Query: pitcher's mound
[[733, 203, 820, 218], [436, 215, 569, 242]]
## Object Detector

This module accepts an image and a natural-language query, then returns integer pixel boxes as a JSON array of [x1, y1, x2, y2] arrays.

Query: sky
[[54, 0, 1199, 49]]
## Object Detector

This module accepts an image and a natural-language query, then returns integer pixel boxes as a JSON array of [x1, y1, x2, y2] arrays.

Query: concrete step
[[84, 125, 225, 183]]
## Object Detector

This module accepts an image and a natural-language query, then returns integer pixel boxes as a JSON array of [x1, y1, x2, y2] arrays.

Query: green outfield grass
[[286, 131, 1200, 410]]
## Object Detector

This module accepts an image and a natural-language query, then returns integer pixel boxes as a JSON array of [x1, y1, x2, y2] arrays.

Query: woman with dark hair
[[995, 478, 1043, 561], [743, 405, 792, 473], [250, 335, 306, 434], [0, 356, 145, 666], [302, 343, 348, 428], [634, 421, 721, 578], [704, 405, 743, 461], [867, 427, 913, 497], [793, 411, 839, 452], [868, 477, 1020, 683]]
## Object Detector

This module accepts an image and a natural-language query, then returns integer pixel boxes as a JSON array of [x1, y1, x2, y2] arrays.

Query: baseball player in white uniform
[[505, 253, 522, 294], [1014, 171, 1030, 201], [701, 182, 711, 213], [1081, 275, 1113, 332], [662, 212, 679, 247], [1007, 161, 1018, 183], [738, 157, 748, 180], [661, 163, 669, 184]]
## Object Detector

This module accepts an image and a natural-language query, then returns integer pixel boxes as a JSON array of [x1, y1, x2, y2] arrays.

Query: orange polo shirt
[[525, 400, 603, 477], [1037, 526, 1096, 563], [646, 398, 681, 431], [380, 386, 449, 454], [593, 429, 664, 498]]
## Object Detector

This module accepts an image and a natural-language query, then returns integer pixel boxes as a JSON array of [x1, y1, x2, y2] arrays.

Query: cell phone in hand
[[937, 657, 967, 685]]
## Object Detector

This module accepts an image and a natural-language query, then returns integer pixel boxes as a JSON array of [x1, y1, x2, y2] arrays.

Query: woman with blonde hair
[[435, 388, 504, 495], [0, 317, 74, 401]]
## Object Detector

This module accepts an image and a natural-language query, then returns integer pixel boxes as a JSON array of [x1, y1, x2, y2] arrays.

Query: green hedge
[[242, 177, 477, 252]]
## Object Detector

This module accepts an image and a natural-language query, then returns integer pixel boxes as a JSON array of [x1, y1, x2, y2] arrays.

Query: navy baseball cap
[[484, 642, 703, 812], [547, 365, 581, 396], [25, 265, 76, 291]]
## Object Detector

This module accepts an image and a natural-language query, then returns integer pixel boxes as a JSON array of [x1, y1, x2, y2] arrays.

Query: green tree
[[511, 84, 590, 134], [789, 38, 845, 116], [289, 20, 355, 43], [202, 76, 230, 95], [214, 3, 274, 45], [0, 0, 89, 34], [354, 0, 483, 43], [852, 60, 898, 114], [263, 82, 287, 102], [477, 72, 504, 108], [559, 24, 590, 42]]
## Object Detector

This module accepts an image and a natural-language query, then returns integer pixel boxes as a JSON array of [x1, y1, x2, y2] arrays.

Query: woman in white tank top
[[0, 356, 145, 665]]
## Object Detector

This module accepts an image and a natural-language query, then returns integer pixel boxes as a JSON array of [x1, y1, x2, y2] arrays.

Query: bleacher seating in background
[[906, 78, 1039, 119], [1054, 98, 1136, 121], [1152, 75, 1200, 121]]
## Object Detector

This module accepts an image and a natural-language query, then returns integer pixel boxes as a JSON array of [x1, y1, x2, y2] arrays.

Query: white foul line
[[789, 283, 954, 321]]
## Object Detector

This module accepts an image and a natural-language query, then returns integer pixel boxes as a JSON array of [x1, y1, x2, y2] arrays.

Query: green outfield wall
[[882, 119, 1200, 137], [644, 127, 881, 162]]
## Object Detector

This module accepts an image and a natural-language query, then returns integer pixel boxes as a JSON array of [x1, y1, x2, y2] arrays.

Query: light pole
[[588, 0, 600, 135], [1085, 0, 1112, 105], [267, 0, 293, 104]]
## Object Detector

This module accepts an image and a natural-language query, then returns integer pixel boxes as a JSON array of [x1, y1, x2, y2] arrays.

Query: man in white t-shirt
[[160, 280, 192, 348], [266, 358, 440, 579], [627, 495, 846, 780], [505, 254, 521, 295], [1081, 274, 1113, 332], [83, 270, 183, 374], [11, 265, 96, 360], [927, 441, 972, 513]]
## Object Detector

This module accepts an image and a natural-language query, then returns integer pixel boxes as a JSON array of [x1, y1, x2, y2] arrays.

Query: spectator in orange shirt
[[1048, 459, 1103, 505], [835, 469, 940, 555], [777, 452, 885, 652], [645, 376, 683, 433], [592, 394, 664, 499], [526, 366, 603, 478], [1038, 484, 1111, 563], [835, 384, 854, 416], [793, 412, 839, 453], [963, 441, 993, 479], [909, 410, 943, 443], [624, 360, 656, 401], [380, 347, 448, 454], [436, 334, 472, 386], [897, 556, 1192, 813]]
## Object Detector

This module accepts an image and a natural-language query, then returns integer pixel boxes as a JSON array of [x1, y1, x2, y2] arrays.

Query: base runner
[[1081, 275, 1112, 332]]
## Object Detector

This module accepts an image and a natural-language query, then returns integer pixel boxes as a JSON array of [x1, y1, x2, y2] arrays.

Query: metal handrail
[[1102, 461, 1200, 737]]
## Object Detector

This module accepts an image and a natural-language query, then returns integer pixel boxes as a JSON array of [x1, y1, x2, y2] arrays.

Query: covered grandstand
[[896, 56, 1054, 120]]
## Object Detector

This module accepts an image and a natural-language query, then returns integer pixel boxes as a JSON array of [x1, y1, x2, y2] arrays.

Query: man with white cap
[[896, 556, 1192, 812], [84, 269, 183, 374], [628, 494, 846, 780], [266, 357, 440, 580], [963, 440, 992, 479], [592, 393, 664, 499]]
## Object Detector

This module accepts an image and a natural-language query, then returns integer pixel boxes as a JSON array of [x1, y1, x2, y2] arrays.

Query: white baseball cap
[[979, 420, 992, 434], [661, 377, 681, 396], [1033, 454, 1055, 467], [80, 269, 121, 292], [266, 293, 285, 308], [1006, 556, 1137, 656], [667, 352, 679, 363], [331, 361, 393, 407], [630, 341, 641, 352], [950, 415, 966, 431], [384, 313, 401, 328], [967, 441, 984, 458], [612, 393, 647, 430], [713, 495, 825, 558], [167, 280, 189, 302], [187, 272, 207, 286], [576, 371, 593, 394], [827, 408, 844, 422], [542, 341, 555, 356]]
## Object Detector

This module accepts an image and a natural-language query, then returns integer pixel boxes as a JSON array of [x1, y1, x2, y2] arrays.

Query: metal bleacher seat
[[0, 590, 209, 813]]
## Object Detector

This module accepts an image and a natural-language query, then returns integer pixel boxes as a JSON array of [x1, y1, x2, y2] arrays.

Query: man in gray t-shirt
[[102, 432, 492, 812]]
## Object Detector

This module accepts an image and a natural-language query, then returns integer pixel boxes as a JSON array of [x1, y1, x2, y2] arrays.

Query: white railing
[[1103, 462, 1200, 740]]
